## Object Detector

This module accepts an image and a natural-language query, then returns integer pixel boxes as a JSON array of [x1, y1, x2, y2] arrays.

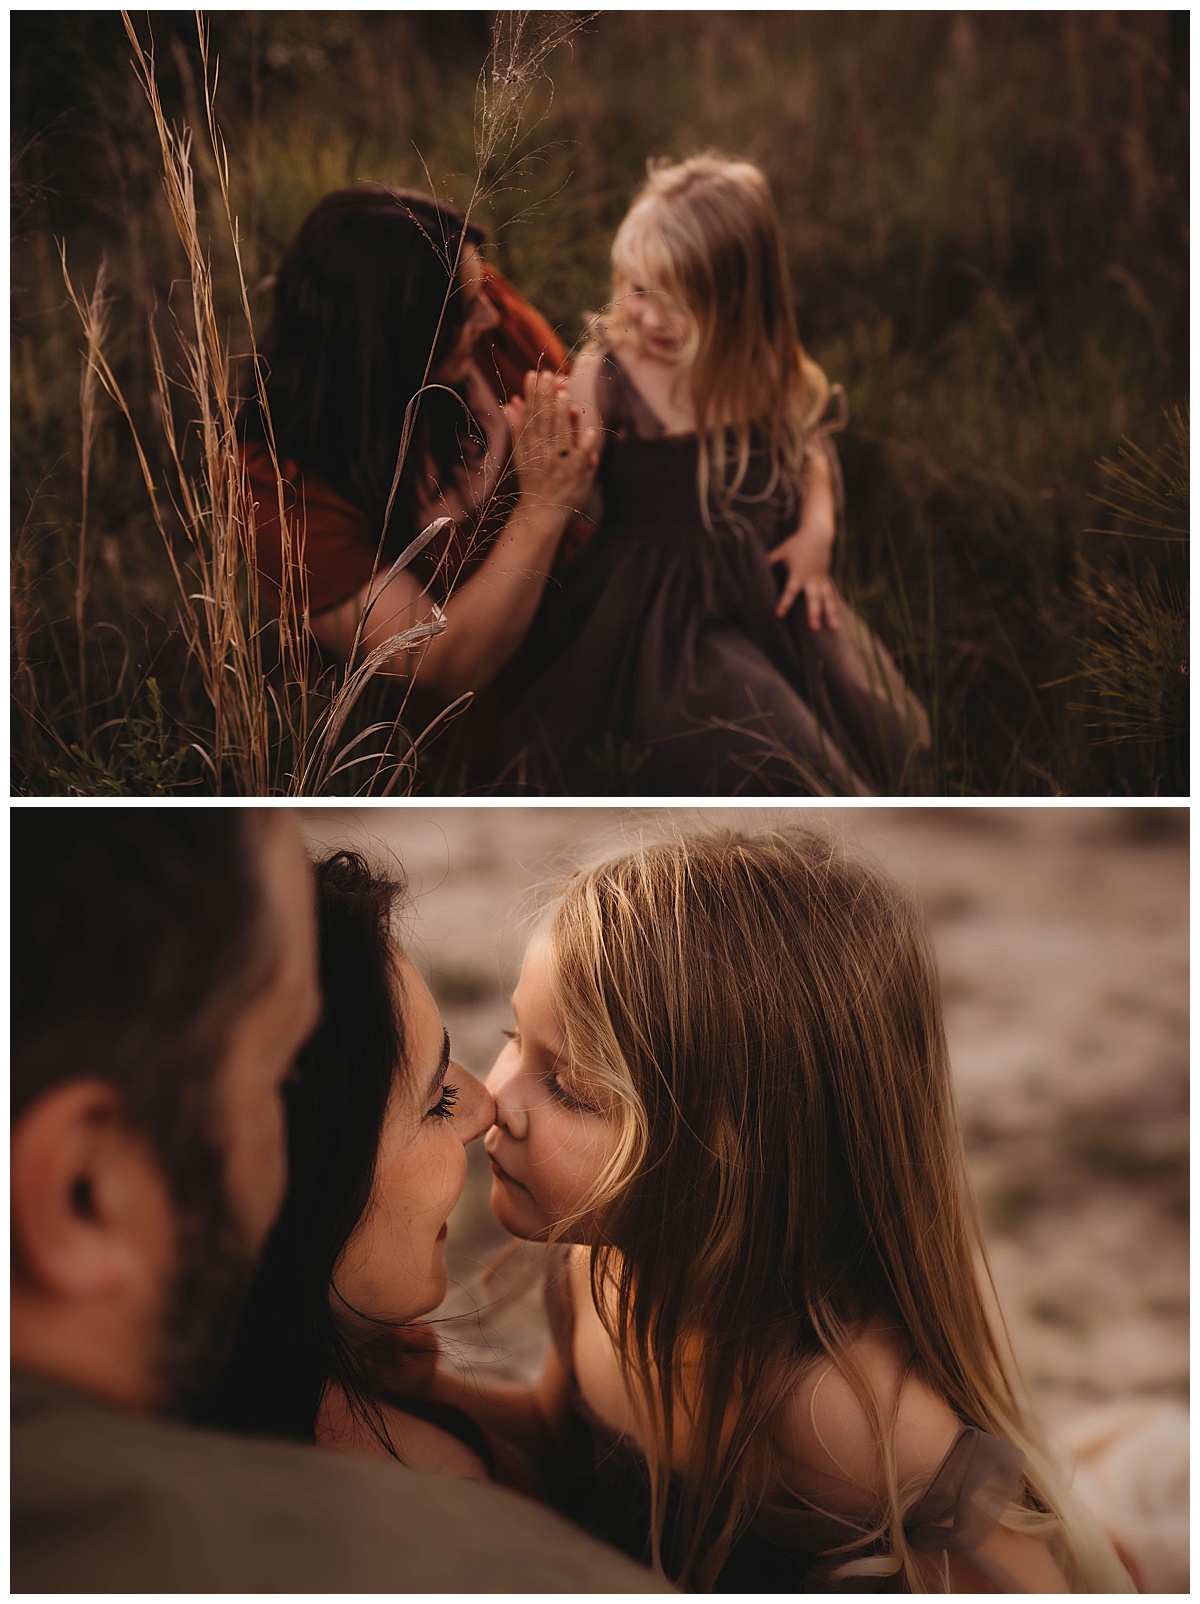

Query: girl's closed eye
[[502, 1025, 598, 1114], [547, 1073, 598, 1114]]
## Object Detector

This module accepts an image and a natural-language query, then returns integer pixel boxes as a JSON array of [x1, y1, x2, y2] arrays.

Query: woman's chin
[[416, 1260, 449, 1319]]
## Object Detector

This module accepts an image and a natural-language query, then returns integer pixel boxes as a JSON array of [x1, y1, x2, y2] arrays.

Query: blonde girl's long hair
[[545, 826, 1134, 1593], [608, 155, 838, 530]]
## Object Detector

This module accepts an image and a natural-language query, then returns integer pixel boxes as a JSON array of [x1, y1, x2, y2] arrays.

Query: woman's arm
[[310, 370, 600, 698], [317, 1381, 490, 1481], [354, 1317, 575, 1474], [426, 1343, 576, 1470]]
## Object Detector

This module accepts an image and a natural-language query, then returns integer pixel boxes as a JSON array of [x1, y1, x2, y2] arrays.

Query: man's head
[[11, 809, 320, 1414]]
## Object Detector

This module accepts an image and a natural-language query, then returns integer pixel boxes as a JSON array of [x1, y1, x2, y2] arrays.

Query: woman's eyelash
[[428, 1082, 459, 1120], [501, 1027, 518, 1042]]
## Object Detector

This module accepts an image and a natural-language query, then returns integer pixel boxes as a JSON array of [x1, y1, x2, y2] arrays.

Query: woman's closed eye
[[427, 1081, 459, 1120]]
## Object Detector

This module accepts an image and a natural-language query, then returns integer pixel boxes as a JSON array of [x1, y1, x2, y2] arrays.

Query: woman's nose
[[486, 1055, 529, 1140], [477, 293, 501, 334], [452, 1065, 495, 1144]]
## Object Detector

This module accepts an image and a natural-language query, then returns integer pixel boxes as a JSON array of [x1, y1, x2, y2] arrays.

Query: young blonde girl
[[462, 826, 1133, 1592], [499, 157, 929, 795]]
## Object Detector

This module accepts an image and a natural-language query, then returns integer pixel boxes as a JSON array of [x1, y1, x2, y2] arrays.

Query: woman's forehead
[[392, 950, 449, 1093], [458, 242, 485, 291]]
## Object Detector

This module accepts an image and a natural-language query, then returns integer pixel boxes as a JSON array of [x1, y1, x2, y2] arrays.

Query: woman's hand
[[767, 445, 839, 629], [314, 371, 600, 698], [505, 369, 600, 521]]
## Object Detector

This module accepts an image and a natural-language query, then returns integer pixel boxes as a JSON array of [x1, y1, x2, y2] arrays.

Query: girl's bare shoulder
[[775, 1323, 963, 1518], [775, 1329, 1072, 1591]]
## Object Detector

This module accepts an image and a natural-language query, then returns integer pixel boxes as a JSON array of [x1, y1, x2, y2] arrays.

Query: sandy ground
[[300, 804, 1189, 1590]]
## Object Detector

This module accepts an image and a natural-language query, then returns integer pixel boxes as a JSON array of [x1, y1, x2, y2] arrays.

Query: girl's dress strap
[[542, 1242, 577, 1368], [903, 1426, 1027, 1591], [596, 347, 667, 440]]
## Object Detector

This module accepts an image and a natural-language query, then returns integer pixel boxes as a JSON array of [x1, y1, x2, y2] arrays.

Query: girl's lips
[[488, 1154, 530, 1194], [436, 1222, 448, 1242]]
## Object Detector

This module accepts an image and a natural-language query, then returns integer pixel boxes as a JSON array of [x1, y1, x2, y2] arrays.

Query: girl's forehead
[[516, 928, 556, 997], [614, 201, 672, 265]]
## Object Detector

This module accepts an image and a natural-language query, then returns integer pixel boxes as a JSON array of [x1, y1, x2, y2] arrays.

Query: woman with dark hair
[[197, 850, 500, 1477], [244, 186, 598, 705]]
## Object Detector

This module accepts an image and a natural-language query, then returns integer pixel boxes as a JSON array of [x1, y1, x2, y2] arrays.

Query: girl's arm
[[766, 442, 840, 629], [780, 1330, 1070, 1593], [564, 344, 606, 442], [944, 1525, 1069, 1593], [310, 370, 600, 698]]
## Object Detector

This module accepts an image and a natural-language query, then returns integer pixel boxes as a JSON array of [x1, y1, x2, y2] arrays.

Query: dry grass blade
[[476, 11, 593, 172], [380, 691, 474, 797], [75, 255, 112, 720], [359, 518, 453, 632], [1086, 405, 1189, 543], [301, 617, 449, 793]]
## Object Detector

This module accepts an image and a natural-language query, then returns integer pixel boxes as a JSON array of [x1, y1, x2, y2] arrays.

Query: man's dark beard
[[154, 1131, 261, 1415]]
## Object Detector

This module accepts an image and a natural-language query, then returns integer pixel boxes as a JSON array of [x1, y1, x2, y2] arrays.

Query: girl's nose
[[452, 1065, 495, 1144], [486, 1056, 529, 1140]]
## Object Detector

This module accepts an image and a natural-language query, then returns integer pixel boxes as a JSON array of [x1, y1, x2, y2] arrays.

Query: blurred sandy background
[[300, 805, 1188, 1589]]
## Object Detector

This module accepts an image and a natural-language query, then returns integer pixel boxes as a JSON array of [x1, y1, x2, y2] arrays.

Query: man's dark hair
[[12, 810, 276, 1194], [242, 185, 486, 558], [13, 809, 283, 1409], [196, 850, 410, 1454]]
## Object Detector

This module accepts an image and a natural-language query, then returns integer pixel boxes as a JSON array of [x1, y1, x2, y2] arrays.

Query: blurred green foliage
[[11, 11, 1189, 793]]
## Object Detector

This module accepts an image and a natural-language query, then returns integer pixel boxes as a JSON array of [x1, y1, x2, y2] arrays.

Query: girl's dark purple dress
[[499, 351, 930, 795]]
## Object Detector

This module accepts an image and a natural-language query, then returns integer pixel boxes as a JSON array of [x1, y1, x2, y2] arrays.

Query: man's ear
[[11, 1081, 172, 1299]]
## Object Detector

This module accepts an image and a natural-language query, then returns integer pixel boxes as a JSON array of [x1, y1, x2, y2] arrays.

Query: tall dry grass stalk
[[360, 7, 592, 690], [477, 12, 590, 178], [75, 256, 111, 725], [56, 10, 588, 793]]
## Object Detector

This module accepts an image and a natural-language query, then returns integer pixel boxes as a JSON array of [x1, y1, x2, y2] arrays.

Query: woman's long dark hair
[[243, 185, 486, 556], [195, 850, 410, 1452]]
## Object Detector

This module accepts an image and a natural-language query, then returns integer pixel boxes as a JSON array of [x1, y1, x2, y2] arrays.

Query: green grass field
[[11, 12, 1189, 794]]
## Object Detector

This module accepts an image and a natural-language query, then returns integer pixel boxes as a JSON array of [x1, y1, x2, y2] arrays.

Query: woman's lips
[[436, 1222, 449, 1242]]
